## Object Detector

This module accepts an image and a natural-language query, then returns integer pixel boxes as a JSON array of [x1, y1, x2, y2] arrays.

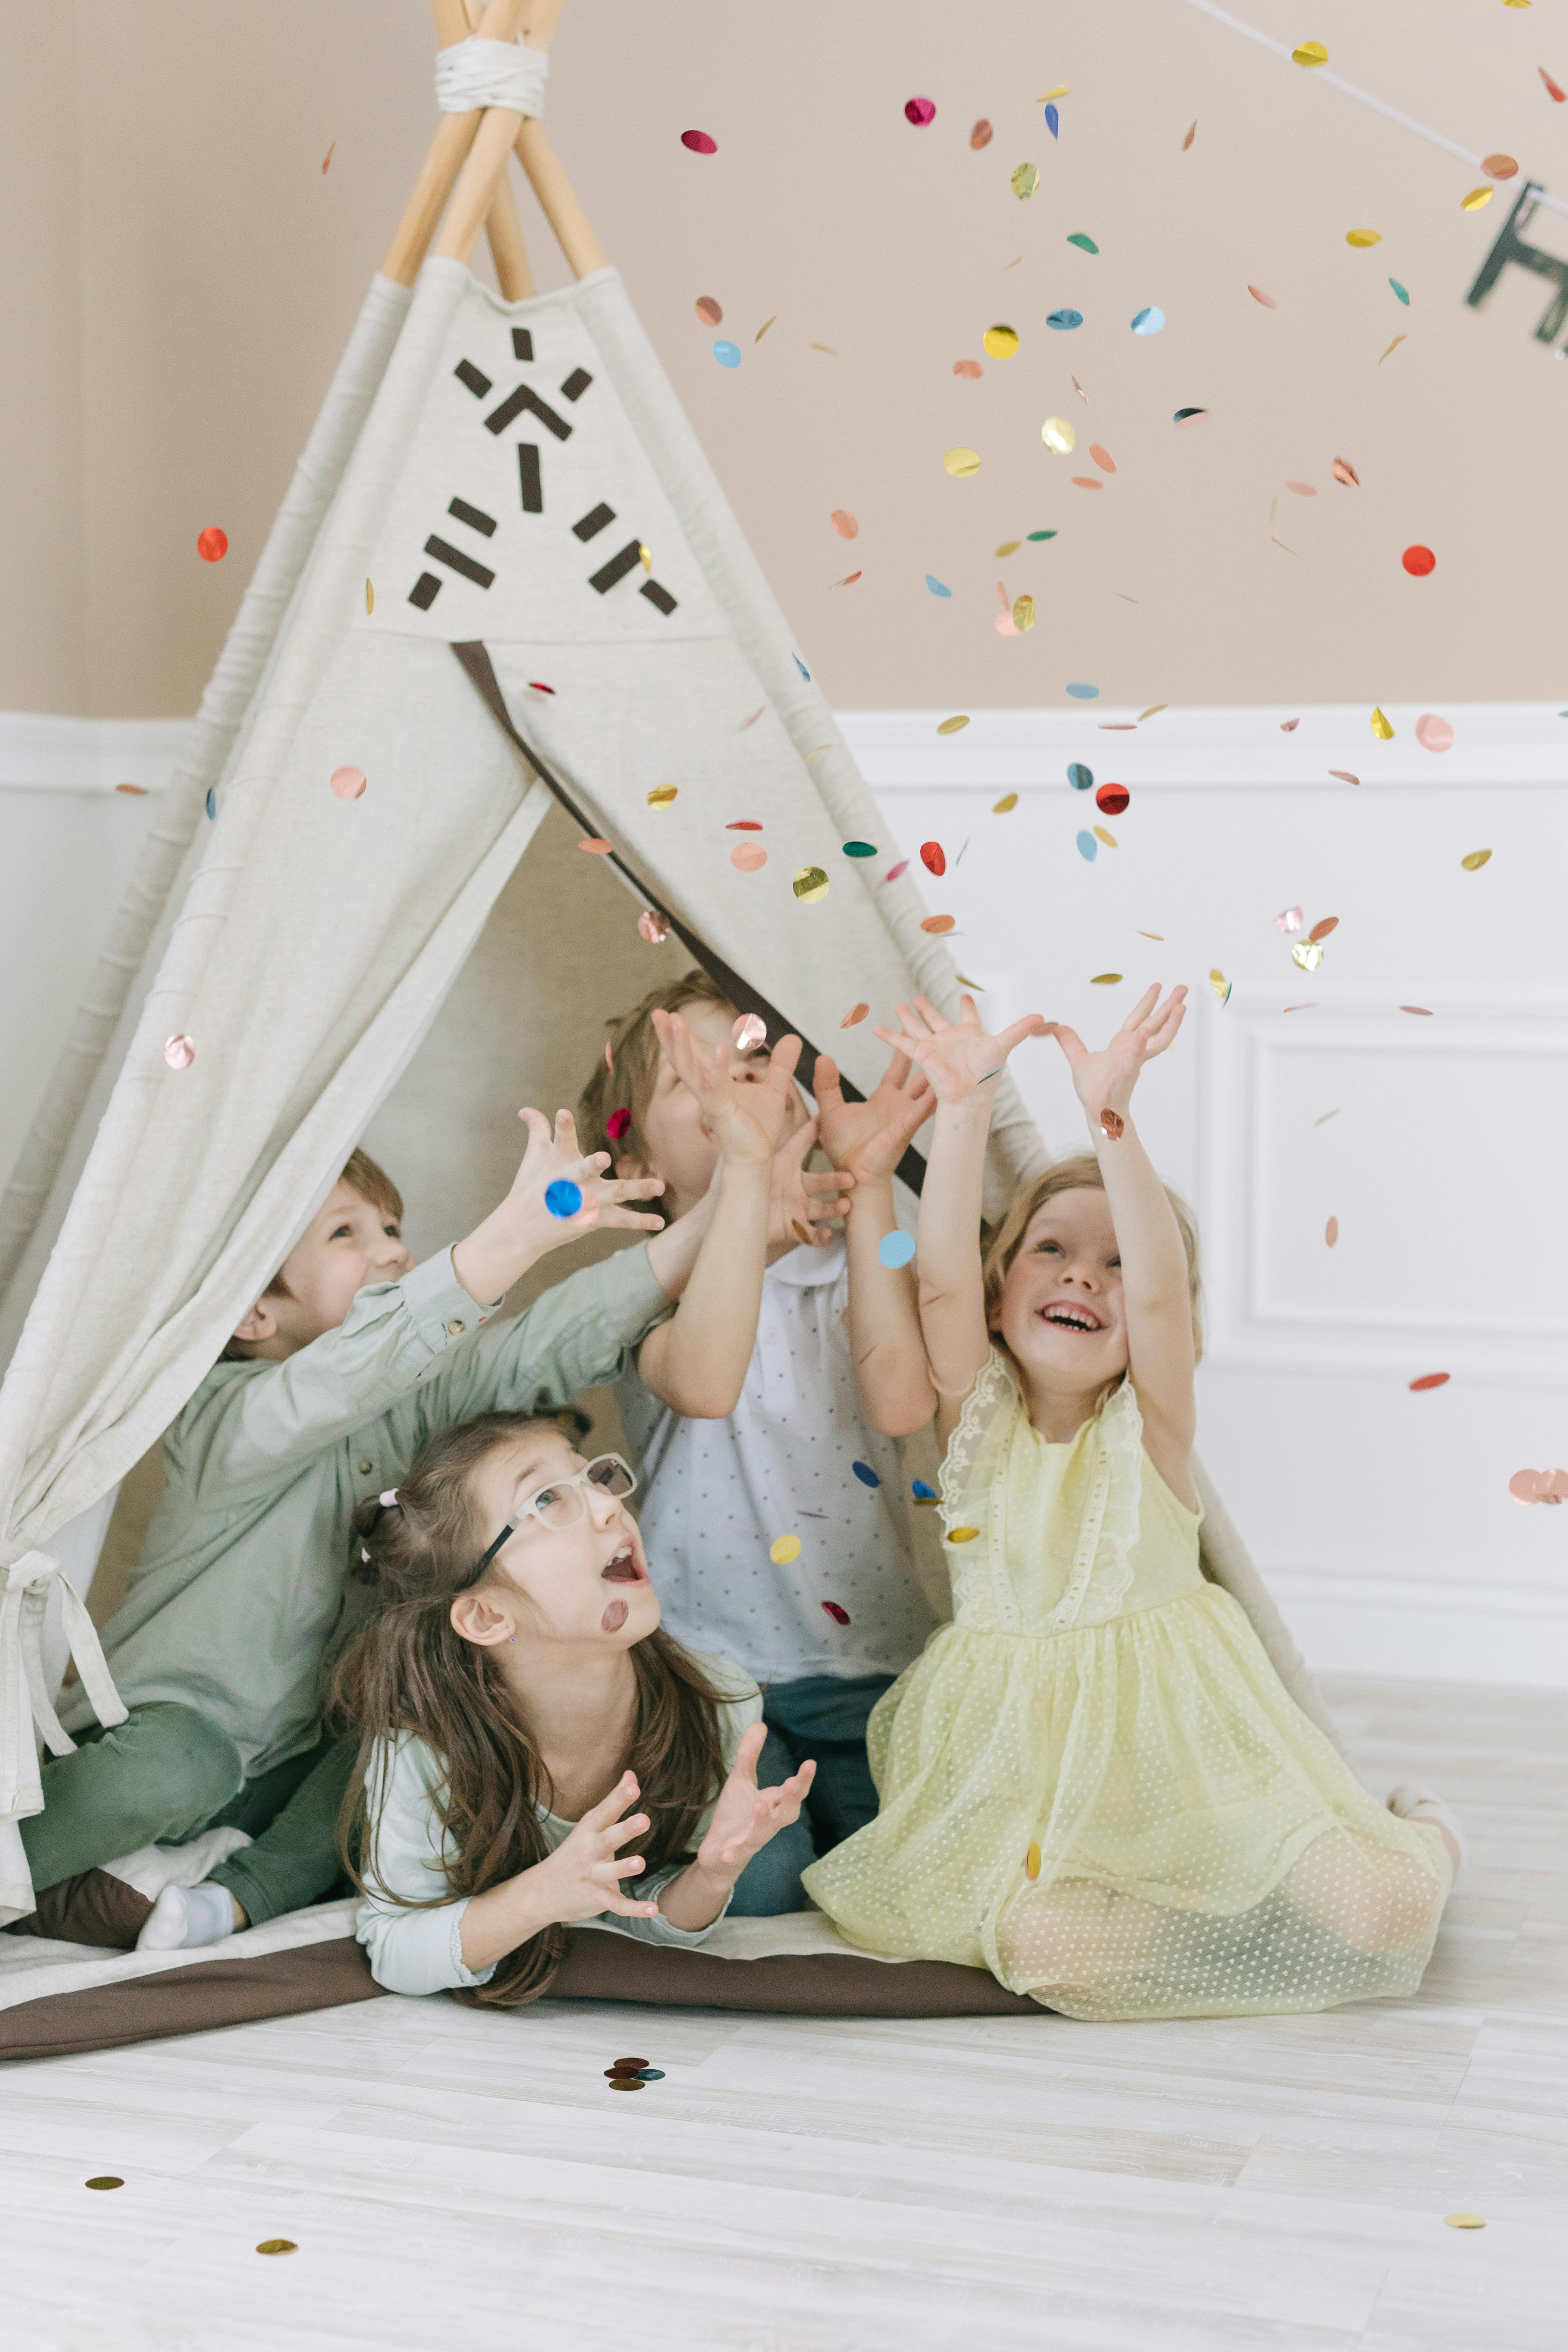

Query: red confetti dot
[[196, 527, 228, 563], [606, 1109, 631, 1142], [726, 819, 763, 830], [1402, 544, 1436, 577], [921, 914, 955, 935], [904, 97, 936, 126], [1095, 783, 1129, 816], [1541, 68, 1566, 103], [1409, 1372, 1450, 1392], [681, 129, 717, 154], [527, 680, 555, 694], [920, 840, 946, 877], [821, 1600, 852, 1624]]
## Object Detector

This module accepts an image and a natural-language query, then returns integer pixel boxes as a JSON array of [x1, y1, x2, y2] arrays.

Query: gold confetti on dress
[[802, 1357, 1451, 2019]]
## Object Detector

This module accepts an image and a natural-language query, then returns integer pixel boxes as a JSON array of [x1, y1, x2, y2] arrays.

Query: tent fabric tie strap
[[453, 641, 927, 1194], [435, 36, 548, 117], [0, 1552, 128, 1826]]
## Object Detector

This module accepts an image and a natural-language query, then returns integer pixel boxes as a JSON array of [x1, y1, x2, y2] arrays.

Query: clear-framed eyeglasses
[[467, 1453, 637, 1584]]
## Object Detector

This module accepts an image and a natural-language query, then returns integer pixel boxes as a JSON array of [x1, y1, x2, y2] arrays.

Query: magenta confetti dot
[[681, 129, 717, 155], [606, 1108, 631, 1142], [904, 96, 936, 126], [821, 1600, 852, 1624]]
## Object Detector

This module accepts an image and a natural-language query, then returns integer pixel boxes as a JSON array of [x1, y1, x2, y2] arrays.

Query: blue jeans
[[725, 1674, 896, 1917]]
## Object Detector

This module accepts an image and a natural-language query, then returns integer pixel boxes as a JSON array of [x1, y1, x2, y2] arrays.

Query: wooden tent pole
[[381, 0, 532, 288], [452, 0, 534, 298], [513, 118, 607, 279]]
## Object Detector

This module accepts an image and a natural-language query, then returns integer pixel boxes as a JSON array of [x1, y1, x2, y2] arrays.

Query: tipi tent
[[0, 0, 1336, 1923]]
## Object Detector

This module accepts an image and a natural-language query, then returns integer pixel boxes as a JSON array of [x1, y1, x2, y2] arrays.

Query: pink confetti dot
[[329, 765, 366, 800], [1414, 713, 1454, 752], [904, 97, 936, 126], [163, 1034, 196, 1070], [681, 129, 717, 155], [730, 841, 767, 872]]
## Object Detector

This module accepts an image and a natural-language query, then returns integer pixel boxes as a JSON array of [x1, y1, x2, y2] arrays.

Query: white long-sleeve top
[[355, 1656, 762, 1995]]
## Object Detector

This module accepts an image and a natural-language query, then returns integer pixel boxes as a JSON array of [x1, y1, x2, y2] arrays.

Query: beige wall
[[3, 0, 1565, 717]]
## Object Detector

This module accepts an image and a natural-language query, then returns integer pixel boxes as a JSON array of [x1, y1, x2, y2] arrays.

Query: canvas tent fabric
[[0, 229, 1340, 1923]]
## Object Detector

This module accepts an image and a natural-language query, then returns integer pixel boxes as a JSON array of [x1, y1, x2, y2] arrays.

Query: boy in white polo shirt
[[580, 976, 945, 1909]]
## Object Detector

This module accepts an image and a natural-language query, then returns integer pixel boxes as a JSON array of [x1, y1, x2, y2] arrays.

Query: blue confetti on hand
[[545, 1180, 584, 1219], [878, 1229, 917, 1269], [926, 574, 952, 597], [852, 1461, 882, 1489], [1076, 829, 1098, 862], [713, 340, 741, 368]]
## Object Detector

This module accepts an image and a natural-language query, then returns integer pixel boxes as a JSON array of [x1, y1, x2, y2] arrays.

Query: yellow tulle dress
[[802, 1350, 1452, 2020]]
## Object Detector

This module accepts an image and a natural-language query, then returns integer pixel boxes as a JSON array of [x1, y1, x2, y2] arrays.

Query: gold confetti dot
[[1012, 593, 1037, 632], [943, 446, 981, 477], [995, 539, 1021, 556], [639, 543, 653, 573], [1091, 972, 1123, 985], [1038, 84, 1070, 100], [755, 315, 776, 341], [1370, 706, 1395, 739], [1138, 705, 1168, 722], [1041, 416, 1076, 455], [1025, 1841, 1042, 1880], [646, 784, 678, 809], [1461, 849, 1492, 871], [946, 1526, 981, 1544], [1093, 826, 1118, 848], [1346, 229, 1383, 247], [364, 578, 374, 614], [85, 2177, 123, 2191], [1291, 940, 1324, 971], [770, 1535, 802, 1564], [1460, 186, 1494, 211], [993, 792, 1019, 813], [256, 2240, 298, 2257], [1443, 2214, 1486, 2229], [792, 865, 830, 902], [983, 323, 1019, 359], [1379, 334, 1407, 364], [1291, 39, 1329, 65], [1011, 162, 1040, 200], [937, 714, 970, 734], [1209, 969, 1231, 1000]]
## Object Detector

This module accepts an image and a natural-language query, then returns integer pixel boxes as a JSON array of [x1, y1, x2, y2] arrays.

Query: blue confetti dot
[[794, 653, 811, 680], [878, 1229, 917, 1269], [635, 2069, 665, 2081], [852, 1461, 882, 1488], [1047, 308, 1083, 331], [712, 340, 741, 368], [1044, 103, 1059, 139], [1131, 307, 1165, 335], [1067, 762, 1094, 791], [926, 574, 952, 597], [912, 1479, 937, 1500], [544, 1180, 584, 1219], [205, 788, 216, 820], [1065, 682, 1100, 699], [1076, 829, 1098, 861]]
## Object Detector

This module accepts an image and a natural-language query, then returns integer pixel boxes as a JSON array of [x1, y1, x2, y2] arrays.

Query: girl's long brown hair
[[331, 1411, 732, 2009]]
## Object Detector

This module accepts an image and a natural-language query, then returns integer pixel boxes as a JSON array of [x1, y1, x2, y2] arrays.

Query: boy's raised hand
[[873, 994, 1048, 1106], [694, 1721, 816, 1884], [652, 1008, 802, 1165], [814, 1048, 935, 1181], [1046, 984, 1187, 1123], [453, 1109, 667, 1307]]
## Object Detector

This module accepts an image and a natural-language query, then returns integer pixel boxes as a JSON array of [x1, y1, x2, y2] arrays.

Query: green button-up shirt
[[58, 1244, 672, 1775]]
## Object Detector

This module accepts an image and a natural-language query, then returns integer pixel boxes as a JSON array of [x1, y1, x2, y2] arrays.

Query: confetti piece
[[1307, 916, 1339, 943], [545, 1180, 583, 1219], [833, 571, 862, 588], [1047, 308, 1083, 331], [1314, 1108, 1341, 1127], [1099, 1107, 1125, 1141], [953, 358, 983, 378], [1138, 706, 1168, 722], [1271, 538, 1297, 555], [1012, 162, 1040, 199], [921, 841, 947, 877], [1209, 968, 1231, 1002], [770, 1533, 802, 1564], [912, 1479, 937, 1501], [842, 840, 877, 860], [1096, 783, 1129, 815], [646, 784, 678, 811], [326, 764, 367, 803], [321, 142, 336, 174], [1331, 458, 1360, 486], [1280, 718, 1300, 732], [1542, 69, 1566, 102], [993, 793, 1019, 813], [1039, 85, 1071, 101], [1066, 682, 1100, 699], [1174, 406, 1208, 426], [971, 119, 994, 148], [1292, 40, 1329, 66], [943, 446, 981, 477], [1510, 1467, 1568, 1505], [1325, 1216, 1339, 1247], [257, 2241, 298, 2256], [1044, 104, 1060, 139], [114, 782, 148, 796], [1041, 417, 1076, 455], [1182, 119, 1199, 151], [830, 509, 859, 541], [712, 340, 741, 368], [85, 2177, 123, 2191], [1461, 186, 1494, 211], [1131, 306, 1165, 334], [1247, 284, 1276, 308], [921, 914, 956, 934], [1093, 827, 1118, 847], [1401, 1005, 1433, 1016], [579, 837, 612, 855], [1025, 1841, 1042, 1880], [1071, 376, 1088, 401], [810, 344, 838, 355], [604, 1042, 613, 1071], [1276, 906, 1304, 933], [695, 296, 723, 325], [1088, 444, 1117, 474], [528, 680, 556, 695], [607, 1109, 632, 1142], [1291, 940, 1323, 971], [1283, 1003, 1316, 1013], [879, 1230, 917, 1268], [821, 1600, 852, 1624], [904, 96, 936, 126], [1286, 480, 1317, 497], [1379, 334, 1407, 363], [1388, 278, 1410, 306], [1028, 531, 1060, 542], [730, 841, 767, 871], [937, 714, 970, 734], [947, 1526, 981, 1544], [1091, 971, 1123, 985], [1370, 707, 1395, 739], [1066, 763, 1094, 792], [1415, 713, 1454, 751], [1012, 593, 1037, 631], [365, 579, 374, 613], [926, 574, 952, 597], [732, 1013, 767, 1054], [852, 1461, 881, 1488], [1076, 831, 1098, 861], [955, 972, 984, 989], [984, 323, 1020, 358], [196, 527, 228, 563], [996, 540, 1022, 558], [754, 316, 776, 342], [1346, 229, 1382, 247], [1071, 476, 1101, 492], [1402, 544, 1436, 577], [839, 1004, 870, 1033], [1328, 768, 1360, 785], [681, 129, 717, 154], [885, 859, 910, 880], [1067, 232, 1100, 254], [794, 654, 811, 679], [163, 1034, 195, 1070], [1461, 848, 1492, 871], [1410, 1373, 1450, 1392], [793, 865, 830, 902]]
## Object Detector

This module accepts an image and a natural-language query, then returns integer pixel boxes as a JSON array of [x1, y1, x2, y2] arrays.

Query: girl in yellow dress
[[802, 986, 1459, 2020]]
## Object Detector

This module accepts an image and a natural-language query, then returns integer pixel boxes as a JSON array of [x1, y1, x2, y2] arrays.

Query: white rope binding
[[435, 35, 548, 119]]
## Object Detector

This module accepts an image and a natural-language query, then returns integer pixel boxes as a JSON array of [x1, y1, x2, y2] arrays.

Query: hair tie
[[379, 1489, 400, 1508]]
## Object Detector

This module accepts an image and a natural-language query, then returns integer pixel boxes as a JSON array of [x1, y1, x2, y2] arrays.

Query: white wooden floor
[[4, 1673, 1564, 2352]]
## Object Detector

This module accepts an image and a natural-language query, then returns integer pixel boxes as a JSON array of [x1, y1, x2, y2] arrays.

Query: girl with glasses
[[334, 1410, 815, 2003]]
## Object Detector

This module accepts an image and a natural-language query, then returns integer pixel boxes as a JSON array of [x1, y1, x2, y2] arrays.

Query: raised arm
[[1044, 986, 1196, 1489], [814, 1047, 936, 1436], [871, 998, 1048, 1442]]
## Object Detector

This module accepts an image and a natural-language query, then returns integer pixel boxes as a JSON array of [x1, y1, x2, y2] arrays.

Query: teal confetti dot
[[841, 840, 877, 857], [1065, 682, 1100, 699], [712, 340, 741, 368], [1066, 232, 1099, 253], [878, 1229, 917, 1269], [1047, 308, 1082, 330], [852, 1461, 881, 1488], [1076, 829, 1098, 861], [544, 1180, 583, 1219], [926, 574, 952, 597], [1044, 103, 1059, 138], [1131, 306, 1165, 335], [794, 653, 810, 680], [1173, 406, 1207, 423], [1389, 277, 1410, 306], [1067, 762, 1094, 791], [635, 2069, 665, 2081], [1027, 529, 1058, 541], [205, 789, 216, 820]]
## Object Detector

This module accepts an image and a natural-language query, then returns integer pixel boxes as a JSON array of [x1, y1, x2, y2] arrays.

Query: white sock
[[134, 1880, 238, 1953], [1387, 1783, 1466, 1870]]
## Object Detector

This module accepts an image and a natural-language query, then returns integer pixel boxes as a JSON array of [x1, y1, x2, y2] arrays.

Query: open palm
[[872, 995, 1047, 1105], [813, 1049, 935, 1180], [1047, 985, 1187, 1115], [652, 1009, 804, 1166]]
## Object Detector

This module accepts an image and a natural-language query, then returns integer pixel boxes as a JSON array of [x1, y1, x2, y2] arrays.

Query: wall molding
[[839, 702, 1568, 791], [0, 710, 191, 794], [1266, 1568, 1568, 1689]]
